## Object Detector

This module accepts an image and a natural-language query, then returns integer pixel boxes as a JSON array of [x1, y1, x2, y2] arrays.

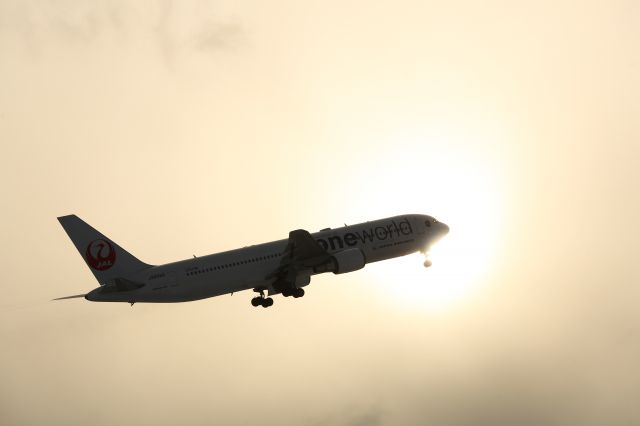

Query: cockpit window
[[425, 217, 438, 227]]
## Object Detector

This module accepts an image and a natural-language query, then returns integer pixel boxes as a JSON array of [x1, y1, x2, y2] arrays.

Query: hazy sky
[[1, 1, 639, 425]]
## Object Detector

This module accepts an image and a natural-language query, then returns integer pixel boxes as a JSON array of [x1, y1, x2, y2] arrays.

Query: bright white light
[[342, 124, 506, 312]]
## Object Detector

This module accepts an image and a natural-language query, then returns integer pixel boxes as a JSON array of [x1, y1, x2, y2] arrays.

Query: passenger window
[[425, 220, 431, 227]]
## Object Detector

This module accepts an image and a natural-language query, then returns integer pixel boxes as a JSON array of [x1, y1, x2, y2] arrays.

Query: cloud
[[194, 20, 244, 52], [311, 404, 384, 426], [347, 406, 384, 426], [0, 0, 245, 60]]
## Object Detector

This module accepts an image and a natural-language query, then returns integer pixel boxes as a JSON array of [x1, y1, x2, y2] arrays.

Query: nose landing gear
[[251, 288, 274, 308], [423, 251, 433, 267]]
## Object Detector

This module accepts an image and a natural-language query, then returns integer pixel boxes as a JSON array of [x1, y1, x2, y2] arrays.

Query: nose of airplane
[[439, 222, 450, 235]]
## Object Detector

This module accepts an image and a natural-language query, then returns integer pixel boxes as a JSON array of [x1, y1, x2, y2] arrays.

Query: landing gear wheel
[[293, 288, 305, 298], [251, 297, 262, 307], [262, 297, 274, 307]]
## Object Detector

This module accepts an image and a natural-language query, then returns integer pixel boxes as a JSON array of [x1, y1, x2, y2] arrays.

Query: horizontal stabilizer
[[52, 294, 87, 301]]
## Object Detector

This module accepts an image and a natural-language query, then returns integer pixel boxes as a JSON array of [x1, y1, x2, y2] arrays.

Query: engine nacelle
[[329, 248, 366, 274], [294, 274, 311, 287]]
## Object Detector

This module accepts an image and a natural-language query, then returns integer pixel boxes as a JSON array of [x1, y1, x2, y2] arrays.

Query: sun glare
[[343, 125, 506, 312], [368, 208, 497, 311]]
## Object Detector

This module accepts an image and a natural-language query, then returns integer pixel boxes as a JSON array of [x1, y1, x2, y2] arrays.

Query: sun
[[366, 204, 498, 311], [339, 125, 506, 312]]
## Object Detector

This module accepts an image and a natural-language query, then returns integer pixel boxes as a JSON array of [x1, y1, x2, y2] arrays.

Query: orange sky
[[1, 1, 639, 425]]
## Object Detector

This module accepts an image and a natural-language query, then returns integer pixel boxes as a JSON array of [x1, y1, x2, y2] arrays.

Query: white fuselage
[[86, 214, 444, 303]]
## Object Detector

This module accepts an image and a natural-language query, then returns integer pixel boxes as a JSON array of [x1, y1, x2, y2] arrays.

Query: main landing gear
[[250, 286, 305, 308], [282, 288, 305, 298], [251, 288, 274, 308]]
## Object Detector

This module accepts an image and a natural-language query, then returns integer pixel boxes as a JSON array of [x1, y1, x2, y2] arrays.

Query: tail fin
[[58, 215, 153, 285]]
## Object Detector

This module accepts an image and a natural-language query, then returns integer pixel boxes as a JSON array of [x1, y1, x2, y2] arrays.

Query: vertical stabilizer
[[58, 215, 153, 285]]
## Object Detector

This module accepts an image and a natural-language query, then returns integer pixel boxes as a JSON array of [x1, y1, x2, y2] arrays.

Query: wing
[[266, 229, 332, 293], [284, 229, 331, 266]]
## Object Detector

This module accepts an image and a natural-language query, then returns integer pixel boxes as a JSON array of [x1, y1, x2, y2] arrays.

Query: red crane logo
[[85, 239, 116, 271]]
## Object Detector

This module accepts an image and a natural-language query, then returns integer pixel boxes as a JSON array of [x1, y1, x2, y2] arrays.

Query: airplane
[[56, 214, 449, 308]]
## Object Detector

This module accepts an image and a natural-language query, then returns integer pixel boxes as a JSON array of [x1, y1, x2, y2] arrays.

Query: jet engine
[[328, 248, 366, 274]]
